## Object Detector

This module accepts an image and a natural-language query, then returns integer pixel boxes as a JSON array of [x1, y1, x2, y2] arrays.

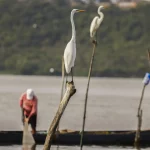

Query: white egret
[[80, 6, 104, 150], [90, 5, 104, 40], [64, 9, 85, 82]]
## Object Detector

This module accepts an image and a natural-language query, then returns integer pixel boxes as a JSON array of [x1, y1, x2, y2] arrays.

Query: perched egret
[[64, 9, 85, 82], [90, 6, 104, 40]]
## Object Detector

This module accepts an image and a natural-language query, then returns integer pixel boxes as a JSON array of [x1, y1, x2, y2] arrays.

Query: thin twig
[[137, 85, 146, 117], [80, 39, 97, 150], [134, 85, 145, 147]]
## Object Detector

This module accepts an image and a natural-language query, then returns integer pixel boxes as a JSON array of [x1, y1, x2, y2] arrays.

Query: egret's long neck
[[71, 12, 76, 40], [98, 11, 104, 21]]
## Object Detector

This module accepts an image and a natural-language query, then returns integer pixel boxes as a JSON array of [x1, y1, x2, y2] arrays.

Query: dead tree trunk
[[43, 82, 76, 150]]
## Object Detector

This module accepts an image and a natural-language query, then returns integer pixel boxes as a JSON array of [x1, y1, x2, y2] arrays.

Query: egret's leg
[[96, 31, 97, 41], [71, 68, 74, 83], [92, 32, 97, 45], [95, 31, 97, 45], [65, 73, 68, 89], [66, 74, 68, 82]]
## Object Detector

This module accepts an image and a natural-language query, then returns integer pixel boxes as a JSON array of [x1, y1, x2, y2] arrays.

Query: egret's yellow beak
[[77, 10, 85, 12]]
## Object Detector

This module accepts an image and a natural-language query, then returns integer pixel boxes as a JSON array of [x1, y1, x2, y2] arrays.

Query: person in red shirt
[[19, 88, 38, 134]]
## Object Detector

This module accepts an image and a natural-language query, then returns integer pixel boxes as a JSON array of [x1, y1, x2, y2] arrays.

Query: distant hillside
[[0, 0, 150, 77]]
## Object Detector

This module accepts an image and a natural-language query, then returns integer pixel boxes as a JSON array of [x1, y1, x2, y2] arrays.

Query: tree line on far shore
[[0, 0, 150, 77]]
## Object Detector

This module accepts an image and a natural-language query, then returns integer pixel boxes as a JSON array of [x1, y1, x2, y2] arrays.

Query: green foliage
[[0, 0, 150, 77]]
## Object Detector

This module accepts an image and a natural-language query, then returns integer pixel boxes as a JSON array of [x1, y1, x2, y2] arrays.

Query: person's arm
[[19, 94, 24, 108], [19, 94, 24, 123], [28, 97, 38, 120]]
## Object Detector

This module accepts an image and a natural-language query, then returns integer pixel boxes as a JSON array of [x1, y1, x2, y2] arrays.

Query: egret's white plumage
[[64, 9, 85, 81], [64, 39, 76, 73], [90, 6, 104, 38]]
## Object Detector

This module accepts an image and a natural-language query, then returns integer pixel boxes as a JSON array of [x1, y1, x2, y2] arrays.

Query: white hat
[[26, 89, 34, 100]]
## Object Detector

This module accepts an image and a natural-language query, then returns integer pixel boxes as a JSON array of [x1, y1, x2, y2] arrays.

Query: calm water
[[1, 75, 150, 150], [0, 145, 150, 150]]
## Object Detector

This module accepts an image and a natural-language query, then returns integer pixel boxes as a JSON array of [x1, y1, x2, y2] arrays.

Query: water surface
[[0, 145, 149, 150], [0, 75, 150, 131], [1, 75, 150, 150]]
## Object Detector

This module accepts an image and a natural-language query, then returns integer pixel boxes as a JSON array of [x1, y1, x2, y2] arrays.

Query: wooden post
[[134, 82, 146, 147], [43, 82, 76, 150], [80, 40, 97, 150], [134, 49, 150, 147], [134, 109, 143, 147]]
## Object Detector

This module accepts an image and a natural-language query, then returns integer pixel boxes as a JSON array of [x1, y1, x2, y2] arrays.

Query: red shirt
[[19, 93, 38, 119]]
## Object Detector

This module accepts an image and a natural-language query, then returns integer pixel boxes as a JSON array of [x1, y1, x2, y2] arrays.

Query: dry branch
[[134, 49, 150, 147], [43, 82, 76, 150], [134, 81, 146, 147], [80, 41, 97, 150], [134, 109, 143, 148]]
